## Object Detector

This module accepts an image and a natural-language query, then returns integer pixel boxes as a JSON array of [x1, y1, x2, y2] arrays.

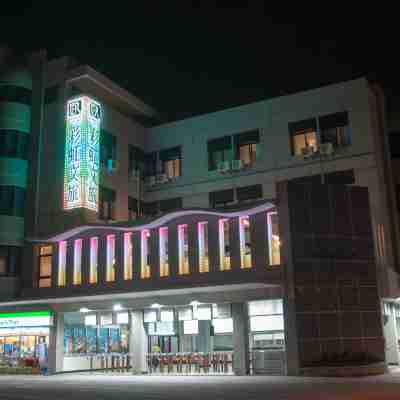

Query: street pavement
[[1, 370, 400, 400]]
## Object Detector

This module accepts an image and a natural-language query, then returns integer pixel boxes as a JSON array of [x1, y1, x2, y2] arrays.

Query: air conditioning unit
[[301, 146, 315, 159], [231, 159, 243, 171], [319, 142, 334, 156], [107, 159, 119, 173], [156, 173, 168, 184], [145, 176, 156, 186], [217, 161, 231, 174]]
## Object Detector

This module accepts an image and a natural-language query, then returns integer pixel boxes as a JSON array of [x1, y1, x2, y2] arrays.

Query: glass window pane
[[39, 278, 51, 288], [292, 134, 306, 155], [40, 245, 53, 256], [39, 256, 52, 277], [268, 212, 280, 266]]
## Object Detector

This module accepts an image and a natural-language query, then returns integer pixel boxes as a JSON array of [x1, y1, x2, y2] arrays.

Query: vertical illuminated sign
[[64, 96, 101, 211]]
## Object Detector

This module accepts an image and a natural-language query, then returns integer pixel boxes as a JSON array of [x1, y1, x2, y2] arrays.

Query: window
[[0, 185, 26, 217], [209, 189, 234, 209], [239, 216, 252, 269], [106, 235, 116, 282], [89, 237, 98, 284], [38, 245, 52, 288], [160, 147, 181, 179], [319, 111, 350, 148], [219, 219, 231, 271], [73, 239, 82, 285], [234, 130, 260, 167], [128, 145, 145, 176], [237, 184, 263, 203], [0, 246, 21, 277], [198, 222, 209, 273], [178, 224, 189, 275], [100, 131, 117, 166], [288, 118, 317, 156], [58, 241, 67, 287], [124, 233, 133, 280], [0, 130, 30, 159], [141, 230, 151, 279], [128, 197, 139, 220], [159, 227, 169, 277], [142, 201, 159, 217], [99, 187, 116, 220], [0, 85, 32, 105], [144, 152, 157, 177], [160, 197, 182, 213], [267, 212, 280, 266], [207, 136, 232, 170]]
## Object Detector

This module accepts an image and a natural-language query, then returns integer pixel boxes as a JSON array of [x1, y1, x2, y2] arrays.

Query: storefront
[[0, 311, 52, 372]]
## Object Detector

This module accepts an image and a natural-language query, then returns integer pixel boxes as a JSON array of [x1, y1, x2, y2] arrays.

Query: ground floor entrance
[[60, 298, 286, 376]]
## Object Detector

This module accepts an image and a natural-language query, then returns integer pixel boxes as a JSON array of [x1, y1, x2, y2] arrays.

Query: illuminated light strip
[[64, 96, 101, 211]]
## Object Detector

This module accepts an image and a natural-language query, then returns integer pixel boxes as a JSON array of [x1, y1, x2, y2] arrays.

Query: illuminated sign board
[[0, 311, 53, 329], [64, 96, 101, 211]]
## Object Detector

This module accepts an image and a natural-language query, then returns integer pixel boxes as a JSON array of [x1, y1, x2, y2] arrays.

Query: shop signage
[[0, 311, 53, 329], [64, 96, 102, 211]]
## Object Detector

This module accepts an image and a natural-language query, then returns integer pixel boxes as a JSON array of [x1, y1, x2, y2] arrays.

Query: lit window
[[267, 212, 280, 266], [178, 224, 189, 275], [198, 222, 209, 273], [73, 239, 82, 285], [124, 233, 133, 280], [219, 219, 231, 271], [141, 230, 151, 279], [38, 245, 52, 288], [163, 158, 180, 179], [239, 143, 257, 166], [239, 216, 252, 269], [89, 237, 98, 284], [106, 235, 116, 282], [58, 241, 66, 287], [291, 128, 317, 156], [159, 227, 169, 277]]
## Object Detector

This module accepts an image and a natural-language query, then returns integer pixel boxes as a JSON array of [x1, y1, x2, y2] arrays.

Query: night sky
[[0, 3, 397, 122]]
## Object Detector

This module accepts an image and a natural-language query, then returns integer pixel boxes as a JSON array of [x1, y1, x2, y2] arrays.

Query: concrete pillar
[[232, 302, 250, 375], [130, 311, 148, 373], [48, 312, 64, 374]]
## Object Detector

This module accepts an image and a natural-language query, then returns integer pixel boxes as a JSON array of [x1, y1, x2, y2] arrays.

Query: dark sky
[[0, 3, 397, 122]]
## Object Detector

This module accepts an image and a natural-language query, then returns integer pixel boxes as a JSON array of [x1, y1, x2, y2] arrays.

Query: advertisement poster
[[98, 328, 108, 353], [109, 328, 120, 353], [86, 327, 97, 353]]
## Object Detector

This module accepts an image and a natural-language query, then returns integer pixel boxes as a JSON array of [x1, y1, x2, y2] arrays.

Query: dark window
[[0, 130, 30, 159], [44, 85, 59, 105], [0, 85, 32, 106], [128, 145, 145, 176], [210, 189, 235, 208], [144, 152, 157, 177], [142, 201, 160, 216], [319, 111, 351, 147], [389, 132, 400, 159], [0, 246, 21, 276], [291, 169, 355, 185], [160, 197, 182, 213], [100, 131, 117, 166], [288, 118, 317, 156], [0, 186, 25, 217], [128, 197, 139, 220], [237, 184, 263, 203], [234, 130, 260, 166], [207, 136, 232, 170], [99, 187, 116, 220], [38, 245, 52, 288], [160, 146, 181, 178]]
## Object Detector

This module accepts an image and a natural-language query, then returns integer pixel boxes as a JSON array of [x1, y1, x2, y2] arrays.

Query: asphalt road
[[1, 372, 400, 400]]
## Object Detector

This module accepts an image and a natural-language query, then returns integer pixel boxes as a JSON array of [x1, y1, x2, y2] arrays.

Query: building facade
[[0, 47, 398, 375]]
